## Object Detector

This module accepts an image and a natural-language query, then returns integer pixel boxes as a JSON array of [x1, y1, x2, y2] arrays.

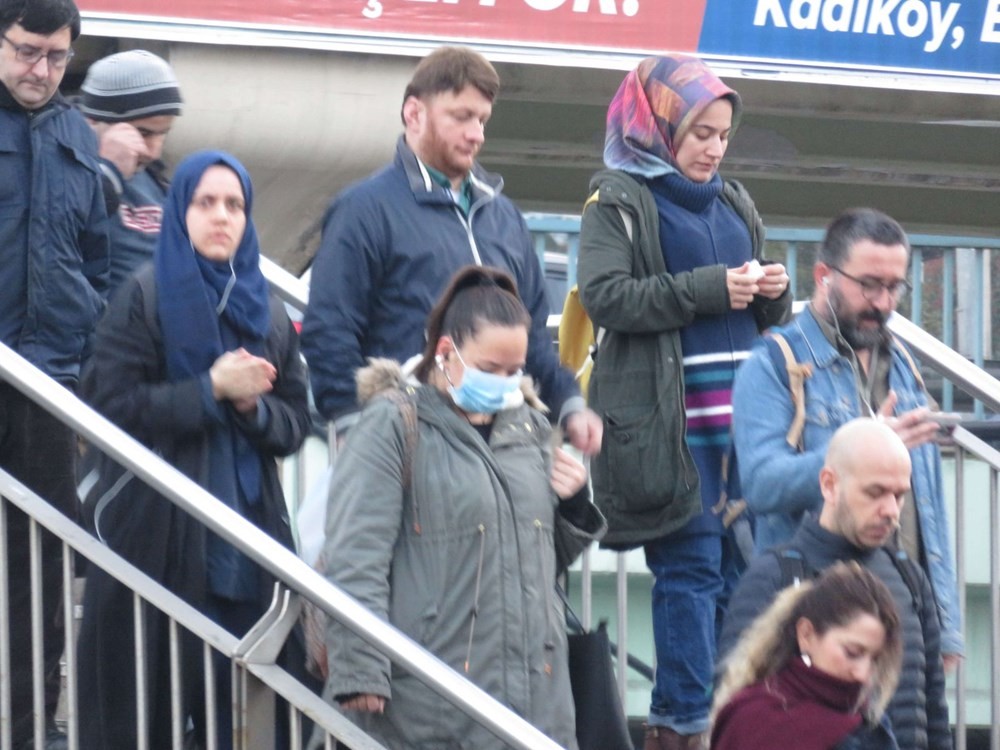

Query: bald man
[[718, 419, 951, 750]]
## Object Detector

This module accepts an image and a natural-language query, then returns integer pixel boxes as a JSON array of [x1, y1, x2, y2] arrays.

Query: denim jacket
[[732, 306, 963, 656]]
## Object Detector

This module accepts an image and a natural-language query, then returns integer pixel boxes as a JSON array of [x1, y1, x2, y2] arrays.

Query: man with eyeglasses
[[0, 0, 109, 747], [731, 207, 963, 670]]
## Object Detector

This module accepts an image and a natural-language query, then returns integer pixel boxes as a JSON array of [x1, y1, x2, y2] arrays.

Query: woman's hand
[[210, 348, 276, 403], [726, 262, 759, 310], [339, 693, 386, 713], [756, 262, 790, 300], [551, 447, 588, 500]]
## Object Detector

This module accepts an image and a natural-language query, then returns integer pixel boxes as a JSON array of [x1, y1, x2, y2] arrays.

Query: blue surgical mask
[[442, 348, 524, 415]]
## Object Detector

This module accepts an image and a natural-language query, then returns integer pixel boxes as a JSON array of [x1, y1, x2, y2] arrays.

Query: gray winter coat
[[321, 361, 606, 749]]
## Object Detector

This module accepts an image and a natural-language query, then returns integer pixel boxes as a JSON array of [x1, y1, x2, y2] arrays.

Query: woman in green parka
[[577, 55, 793, 749], [319, 265, 606, 749]]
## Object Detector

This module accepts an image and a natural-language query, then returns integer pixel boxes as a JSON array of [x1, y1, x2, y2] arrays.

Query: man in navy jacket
[[0, 0, 108, 744], [301, 46, 601, 453]]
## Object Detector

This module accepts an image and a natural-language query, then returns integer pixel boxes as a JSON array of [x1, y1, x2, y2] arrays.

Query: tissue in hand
[[746, 260, 765, 280]]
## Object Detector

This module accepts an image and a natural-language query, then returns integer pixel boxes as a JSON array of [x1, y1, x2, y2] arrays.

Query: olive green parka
[[578, 169, 791, 548]]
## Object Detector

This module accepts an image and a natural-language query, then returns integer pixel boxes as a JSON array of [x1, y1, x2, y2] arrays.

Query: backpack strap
[[302, 385, 420, 680], [583, 187, 634, 245], [763, 333, 813, 451], [134, 265, 159, 334], [768, 545, 813, 589], [378, 386, 421, 532], [772, 543, 923, 614], [579, 189, 624, 361], [890, 334, 926, 391]]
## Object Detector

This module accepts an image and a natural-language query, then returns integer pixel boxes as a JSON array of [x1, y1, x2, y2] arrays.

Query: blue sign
[[699, 0, 1000, 78]]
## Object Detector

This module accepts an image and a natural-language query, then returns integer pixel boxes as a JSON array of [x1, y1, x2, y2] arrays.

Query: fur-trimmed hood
[[356, 357, 547, 413]]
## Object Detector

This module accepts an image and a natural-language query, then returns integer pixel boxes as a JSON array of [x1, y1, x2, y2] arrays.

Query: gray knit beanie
[[80, 50, 183, 122]]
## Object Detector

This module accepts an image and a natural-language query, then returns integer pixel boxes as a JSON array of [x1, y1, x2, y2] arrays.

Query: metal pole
[[0, 500, 11, 750], [910, 247, 923, 328], [785, 242, 798, 299], [135, 593, 149, 750], [616, 552, 628, 707], [943, 252, 955, 412], [990, 468, 999, 750], [975, 249, 986, 419], [29, 520, 44, 749], [62, 544, 79, 750], [954, 448, 966, 750], [205, 643, 218, 750], [170, 618, 184, 750]]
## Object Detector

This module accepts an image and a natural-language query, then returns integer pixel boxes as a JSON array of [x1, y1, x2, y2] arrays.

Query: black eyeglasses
[[2, 34, 75, 68], [829, 265, 912, 302]]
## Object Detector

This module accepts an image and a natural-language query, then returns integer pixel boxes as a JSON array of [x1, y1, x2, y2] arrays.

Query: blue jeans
[[644, 531, 739, 734]]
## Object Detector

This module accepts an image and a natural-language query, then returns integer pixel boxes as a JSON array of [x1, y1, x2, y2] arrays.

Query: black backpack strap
[[134, 265, 158, 334], [769, 545, 814, 589], [772, 543, 923, 615]]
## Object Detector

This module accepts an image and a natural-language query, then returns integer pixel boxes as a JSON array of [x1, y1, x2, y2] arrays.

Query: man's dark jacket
[[301, 137, 579, 424], [0, 87, 109, 386], [718, 516, 951, 750]]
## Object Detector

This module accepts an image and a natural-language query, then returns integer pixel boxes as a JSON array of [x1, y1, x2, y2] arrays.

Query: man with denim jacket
[[732, 207, 963, 666]]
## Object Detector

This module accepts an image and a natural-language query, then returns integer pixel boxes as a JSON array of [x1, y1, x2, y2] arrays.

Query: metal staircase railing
[[0, 337, 565, 750]]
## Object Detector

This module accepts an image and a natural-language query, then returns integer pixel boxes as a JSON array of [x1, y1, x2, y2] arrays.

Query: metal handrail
[[0, 342, 564, 750], [888, 313, 1000, 414], [261, 256, 308, 311]]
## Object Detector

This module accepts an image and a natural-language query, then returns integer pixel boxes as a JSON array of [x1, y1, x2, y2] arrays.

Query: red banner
[[79, 0, 706, 53]]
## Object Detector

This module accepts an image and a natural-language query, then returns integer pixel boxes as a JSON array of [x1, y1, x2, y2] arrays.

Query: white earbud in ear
[[823, 276, 831, 287], [435, 354, 443, 366]]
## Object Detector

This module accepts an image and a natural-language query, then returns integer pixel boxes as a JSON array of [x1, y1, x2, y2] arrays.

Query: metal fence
[[0, 338, 566, 750]]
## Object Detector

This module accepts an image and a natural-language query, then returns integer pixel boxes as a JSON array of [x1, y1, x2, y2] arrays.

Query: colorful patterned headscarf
[[603, 55, 742, 178]]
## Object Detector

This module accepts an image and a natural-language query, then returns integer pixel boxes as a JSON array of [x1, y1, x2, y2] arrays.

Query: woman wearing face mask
[[710, 562, 902, 750], [76, 150, 312, 749], [577, 54, 794, 748], [319, 265, 606, 749]]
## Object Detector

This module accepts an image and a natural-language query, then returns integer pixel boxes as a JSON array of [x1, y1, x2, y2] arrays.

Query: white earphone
[[823, 276, 831, 286]]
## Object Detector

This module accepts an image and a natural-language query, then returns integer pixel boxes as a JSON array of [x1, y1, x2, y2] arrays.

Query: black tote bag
[[560, 586, 634, 750]]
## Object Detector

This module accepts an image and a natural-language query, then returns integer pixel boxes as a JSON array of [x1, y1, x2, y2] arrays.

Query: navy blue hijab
[[155, 150, 270, 380], [153, 150, 271, 600]]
